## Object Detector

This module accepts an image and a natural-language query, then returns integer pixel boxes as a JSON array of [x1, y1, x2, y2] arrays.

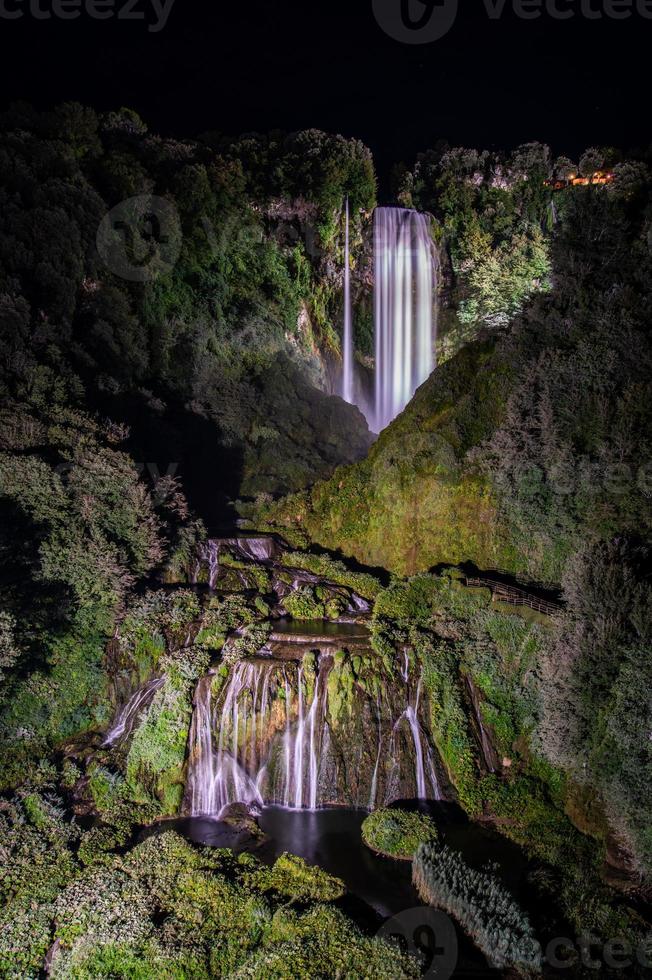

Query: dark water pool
[[270, 618, 369, 639], [168, 802, 529, 977]]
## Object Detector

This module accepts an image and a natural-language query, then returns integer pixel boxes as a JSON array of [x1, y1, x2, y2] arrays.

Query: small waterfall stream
[[102, 676, 165, 748], [191, 536, 280, 589], [341, 197, 354, 405], [184, 651, 442, 818], [374, 207, 437, 431]]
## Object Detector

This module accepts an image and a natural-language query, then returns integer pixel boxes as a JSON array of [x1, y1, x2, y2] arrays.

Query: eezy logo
[[96, 195, 182, 282], [372, 0, 458, 43], [376, 906, 458, 978]]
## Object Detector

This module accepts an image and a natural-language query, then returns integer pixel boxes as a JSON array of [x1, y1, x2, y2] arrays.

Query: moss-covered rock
[[361, 808, 438, 860], [276, 550, 384, 601], [284, 586, 325, 620]]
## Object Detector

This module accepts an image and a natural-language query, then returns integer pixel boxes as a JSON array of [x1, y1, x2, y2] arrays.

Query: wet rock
[[219, 802, 265, 839]]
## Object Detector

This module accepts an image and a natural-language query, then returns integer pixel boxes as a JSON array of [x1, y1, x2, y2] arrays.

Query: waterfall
[[219, 536, 279, 563], [387, 673, 442, 803], [193, 536, 280, 588], [186, 659, 322, 816], [292, 666, 305, 808], [374, 207, 437, 432], [341, 197, 354, 405], [368, 693, 383, 810], [184, 652, 443, 818], [102, 676, 165, 748], [192, 539, 220, 589], [186, 665, 265, 816], [283, 673, 292, 806]]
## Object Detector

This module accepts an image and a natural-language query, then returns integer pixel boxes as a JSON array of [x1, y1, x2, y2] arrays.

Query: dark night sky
[[0, 0, 649, 179]]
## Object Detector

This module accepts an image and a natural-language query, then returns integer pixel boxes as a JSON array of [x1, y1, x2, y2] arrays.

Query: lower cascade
[[184, 649, 443, 817]]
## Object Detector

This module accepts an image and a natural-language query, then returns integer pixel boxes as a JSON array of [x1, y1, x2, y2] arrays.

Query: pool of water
[[270, 618, 370, 639], [272, 619, 369, 636], [169, 802, 529, 977]]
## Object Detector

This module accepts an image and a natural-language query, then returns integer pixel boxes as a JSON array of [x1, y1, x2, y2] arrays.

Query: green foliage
[[480, 774, 574, 866], [77, 824, 131, 868], [463, 610, 543, 758], [537, 542, 652, 872], [0, 612, 19, 691], [0, 407, 163, 614], [375, 572, 487, 632], [326, 650, 358, 726], [361, 807, 438, 860], [124, 651, 209, 815], [246, 852, 346, 903], [401, 143, 554, 361], [223, 622, 272, 665], [235, 904, 420, 978], [0, 627, 109, 784], [456, 225, 550, 333], [413, 843, 542, 975], [216, 129, 376, 215], [278, 549, 383, 600], [284, 586, 325, 620], [419, 640, 483, 815], [0, 819, 415, 980]]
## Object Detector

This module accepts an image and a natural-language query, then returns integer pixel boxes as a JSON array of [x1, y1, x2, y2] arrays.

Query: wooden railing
[[465, 577, 562, 617]]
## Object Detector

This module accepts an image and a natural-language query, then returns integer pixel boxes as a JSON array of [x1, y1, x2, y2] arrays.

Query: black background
[[0, 0, 649, 182]]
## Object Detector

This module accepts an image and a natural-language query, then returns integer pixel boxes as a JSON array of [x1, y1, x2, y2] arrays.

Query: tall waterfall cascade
[[184, 651, 442, 818], [340, 197, 354, 405], [374, 207, 437, 431]]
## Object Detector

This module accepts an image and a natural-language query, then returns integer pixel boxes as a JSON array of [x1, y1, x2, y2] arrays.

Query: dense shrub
[[245, 852, 346, 903], [413, 843, 541, 975], [0, 819, 416, 979]]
